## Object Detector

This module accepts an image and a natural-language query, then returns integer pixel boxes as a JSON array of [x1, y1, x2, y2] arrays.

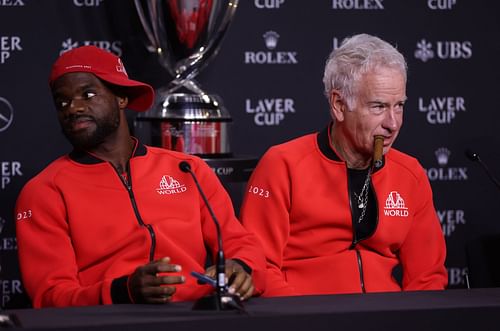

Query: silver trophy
[[134, 0, 238, 157]]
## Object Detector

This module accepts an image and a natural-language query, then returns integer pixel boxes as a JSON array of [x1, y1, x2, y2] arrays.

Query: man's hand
[[128, 257, 185, 304], [205, 259, 254, 300]]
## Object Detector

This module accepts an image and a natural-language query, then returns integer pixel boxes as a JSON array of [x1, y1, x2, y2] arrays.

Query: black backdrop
[[1, 0, 500, 308]]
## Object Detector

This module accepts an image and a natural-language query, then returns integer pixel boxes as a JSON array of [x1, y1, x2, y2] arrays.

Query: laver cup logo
[[1, 161, 22, 190], [0, 36, 22, 64], [438, 209, 465, 237], [245, 98, 295, 126], [418, 96, 466, 124]]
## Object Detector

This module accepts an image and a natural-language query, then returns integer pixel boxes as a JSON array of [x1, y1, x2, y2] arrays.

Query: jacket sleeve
[[239, 148, 297, 296], [399, 166, 448, 290], [15, 177, 117, 307], [192, 158, 267, 295]]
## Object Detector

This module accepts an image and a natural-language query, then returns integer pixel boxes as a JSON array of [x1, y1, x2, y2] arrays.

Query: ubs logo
[[415, 38, 472, 62], [0, 97, 14, 132], [60, 38, 123, 57]]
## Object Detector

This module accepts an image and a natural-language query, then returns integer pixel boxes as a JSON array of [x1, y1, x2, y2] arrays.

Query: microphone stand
[[179, 162, 244, 311], [465, 149, 500, 191]]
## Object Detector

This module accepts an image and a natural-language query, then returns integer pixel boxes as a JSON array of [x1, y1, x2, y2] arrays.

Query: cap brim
[[94, 72, 155, 112]]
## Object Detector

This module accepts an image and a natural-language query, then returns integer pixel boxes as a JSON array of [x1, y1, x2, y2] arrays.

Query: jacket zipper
[[113, 162, 156, 262], [347, 165, 379, 293]]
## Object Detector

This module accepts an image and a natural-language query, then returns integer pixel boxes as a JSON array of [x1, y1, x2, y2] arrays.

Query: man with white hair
[[240, 34, 447, 296]]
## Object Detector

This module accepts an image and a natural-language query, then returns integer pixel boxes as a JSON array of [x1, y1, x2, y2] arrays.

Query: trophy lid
[[137, 93, 232, 121]]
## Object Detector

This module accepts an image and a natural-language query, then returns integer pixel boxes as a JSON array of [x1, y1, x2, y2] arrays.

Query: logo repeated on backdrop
[[426, 147, 468, 181], [437, 209, 466, 237], [427, 0, 457, 10], [245, 97, 296, 126], [254, 0, 285, 9], [418, 96, 466, 124], [0, 215, 22, 307], [59, 38, 123, 57], [0, 216, 17, 251], [447, 267, 468, 287], [331, 0, 384, 10], [244, 30, 298, 64], [0, 0, 25, 6], [1, 161, 22, 190], [0, 36, 22, 64], [73, 0, 104, 6], [0, 97, 14, 132], [414, 39, 472, 62], [1, 279, 23, 308]]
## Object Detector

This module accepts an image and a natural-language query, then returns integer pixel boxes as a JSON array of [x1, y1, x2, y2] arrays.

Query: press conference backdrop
[[1, 0, 499, 308]]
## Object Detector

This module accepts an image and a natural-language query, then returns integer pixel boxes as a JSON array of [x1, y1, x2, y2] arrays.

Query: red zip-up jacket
[[240, 126, 447, 296], [15, 141, 266, 307]]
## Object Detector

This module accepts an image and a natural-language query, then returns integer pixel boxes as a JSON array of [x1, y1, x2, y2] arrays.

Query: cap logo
[[116, 58, 128, 77], [64, 64, 92, 70]]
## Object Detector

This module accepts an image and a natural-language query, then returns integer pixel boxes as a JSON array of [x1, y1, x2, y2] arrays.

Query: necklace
[[353, 168, 372, 223]]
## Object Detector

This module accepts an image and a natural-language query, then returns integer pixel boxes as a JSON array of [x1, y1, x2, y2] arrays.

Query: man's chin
[[64, 132, 101, 151]]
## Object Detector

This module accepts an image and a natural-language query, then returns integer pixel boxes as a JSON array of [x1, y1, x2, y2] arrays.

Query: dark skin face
[[51, 72, 133, 172], [52, 73, 123, 151]]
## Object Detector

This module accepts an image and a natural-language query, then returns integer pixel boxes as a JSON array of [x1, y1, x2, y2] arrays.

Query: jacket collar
[[68, 137, 147, 165], [316, 122, 385, 171]]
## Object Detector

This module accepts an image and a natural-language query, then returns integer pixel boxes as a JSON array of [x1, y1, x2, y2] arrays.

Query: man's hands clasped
[[127, 257, 254, 303]]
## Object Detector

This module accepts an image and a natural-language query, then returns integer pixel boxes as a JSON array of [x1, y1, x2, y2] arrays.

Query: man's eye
[[373, 104, 386, 111], [57, 100, 69, 108], [84, 92, 97, 99]]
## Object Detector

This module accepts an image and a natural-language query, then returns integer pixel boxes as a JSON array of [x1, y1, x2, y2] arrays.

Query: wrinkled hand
[[128, 257, 185, 304], [205, 259, 254, 300]]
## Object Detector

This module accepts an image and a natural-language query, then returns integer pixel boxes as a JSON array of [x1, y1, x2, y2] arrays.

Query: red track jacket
[[15, 141, 266, 307], [240, 126, 447, 296]]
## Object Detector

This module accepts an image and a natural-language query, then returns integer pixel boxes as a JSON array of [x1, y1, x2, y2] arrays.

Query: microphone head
[[465, 149, 480, 162], [179, 161, 191, 173]]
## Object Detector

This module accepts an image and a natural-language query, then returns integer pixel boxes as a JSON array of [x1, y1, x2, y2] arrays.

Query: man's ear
[[329, 90, 347, 122], [117, 96, 129, 110]]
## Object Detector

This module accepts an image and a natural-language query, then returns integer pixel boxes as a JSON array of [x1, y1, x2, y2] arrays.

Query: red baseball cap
[[49, 45, 155, 112]]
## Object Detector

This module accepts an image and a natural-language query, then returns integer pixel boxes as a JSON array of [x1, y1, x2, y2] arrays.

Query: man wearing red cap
[[14, 46, 265, 308]]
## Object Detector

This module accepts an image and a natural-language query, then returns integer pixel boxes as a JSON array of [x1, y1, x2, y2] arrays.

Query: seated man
[[15, 45, 265, 307], [240, 34, 447, 296]]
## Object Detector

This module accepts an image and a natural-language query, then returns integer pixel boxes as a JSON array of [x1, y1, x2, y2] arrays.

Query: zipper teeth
[[114, 163, 156, 262], [356, 250, 366, 293]]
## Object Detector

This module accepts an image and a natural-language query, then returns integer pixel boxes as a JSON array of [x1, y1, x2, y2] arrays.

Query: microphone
[[179, 161, 244, 311], [465, 149, 500, 190]]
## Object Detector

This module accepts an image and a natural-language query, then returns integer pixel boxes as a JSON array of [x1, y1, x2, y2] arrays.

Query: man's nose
[[68, 98, 86, 113], [382, 108, 399, 131]]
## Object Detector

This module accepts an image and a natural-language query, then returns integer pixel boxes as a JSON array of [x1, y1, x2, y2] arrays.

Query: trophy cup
[[134, 0, 238, 157]]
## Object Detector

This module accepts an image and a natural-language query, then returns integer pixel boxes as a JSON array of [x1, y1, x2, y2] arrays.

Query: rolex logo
[[435, 147, 451, 166], [263, 31, 280, 50]]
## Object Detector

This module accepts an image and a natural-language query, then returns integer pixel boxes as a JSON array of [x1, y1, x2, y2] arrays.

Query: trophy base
[[136, 93, 232, 156]]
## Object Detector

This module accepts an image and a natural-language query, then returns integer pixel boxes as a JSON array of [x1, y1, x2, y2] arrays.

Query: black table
[[3, 288, 500, 330]]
